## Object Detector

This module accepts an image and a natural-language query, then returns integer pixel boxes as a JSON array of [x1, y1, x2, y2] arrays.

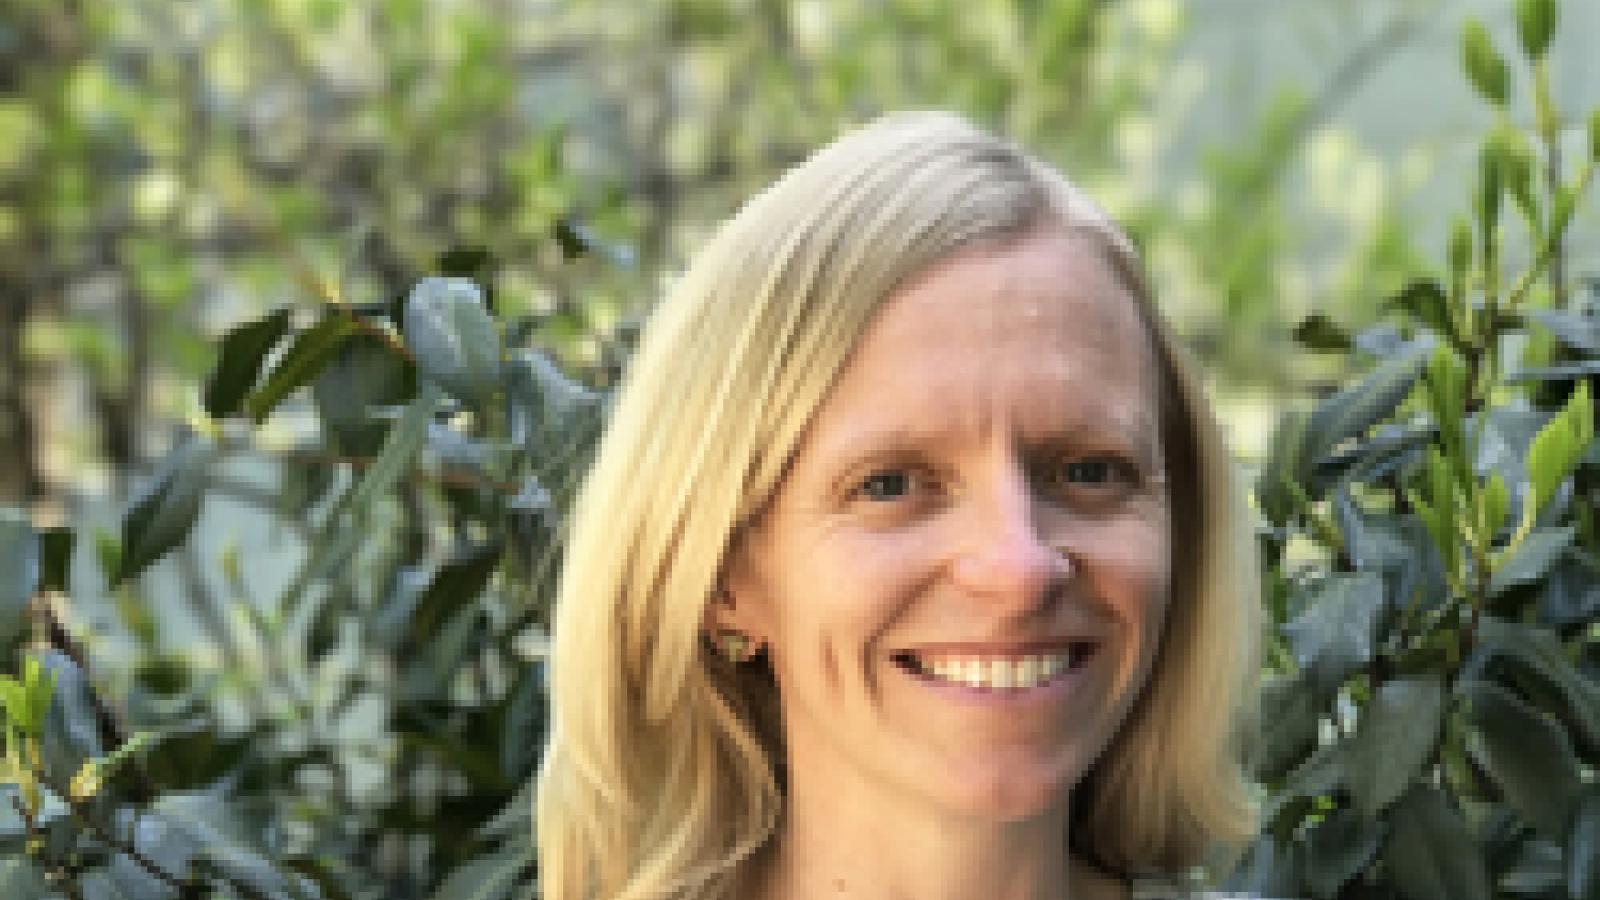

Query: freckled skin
[[718, 228, 1169, 900]]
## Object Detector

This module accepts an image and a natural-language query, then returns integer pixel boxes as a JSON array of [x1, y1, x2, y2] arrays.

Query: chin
[[936, 753, 1086, 824]]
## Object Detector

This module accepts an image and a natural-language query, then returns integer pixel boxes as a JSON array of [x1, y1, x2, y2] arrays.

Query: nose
[[948, 459, 1068, 604]]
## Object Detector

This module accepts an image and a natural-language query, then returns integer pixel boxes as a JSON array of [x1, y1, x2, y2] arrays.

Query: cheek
[[1069, 514, 1171, 625]]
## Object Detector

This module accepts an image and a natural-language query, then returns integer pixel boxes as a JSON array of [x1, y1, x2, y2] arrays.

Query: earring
[[718, 629, 755, 663]]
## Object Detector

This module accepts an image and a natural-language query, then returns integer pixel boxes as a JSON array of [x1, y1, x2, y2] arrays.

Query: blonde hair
[[533, 111, 1260, 900]]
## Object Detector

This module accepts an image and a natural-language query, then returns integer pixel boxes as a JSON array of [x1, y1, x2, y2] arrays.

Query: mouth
[[889, 642, 1099, 691]]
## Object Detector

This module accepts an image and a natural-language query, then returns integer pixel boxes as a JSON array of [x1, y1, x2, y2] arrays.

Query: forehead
[[803, 229, 1162, 455]]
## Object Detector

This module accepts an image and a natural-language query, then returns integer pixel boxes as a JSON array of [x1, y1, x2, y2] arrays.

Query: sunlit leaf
[[406, 277, 502, 406], [244, 315, 361, 423]]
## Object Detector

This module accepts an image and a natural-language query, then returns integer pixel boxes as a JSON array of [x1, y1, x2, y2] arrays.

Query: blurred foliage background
[[1, 0, 1598, 897]]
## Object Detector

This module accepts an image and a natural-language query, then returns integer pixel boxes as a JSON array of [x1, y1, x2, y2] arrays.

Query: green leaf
[[1300, 342, 1429, 478], [1282, 572, 1385, 687], [1387, 279, 1451, 338], [412, 541, 502, 644], [1256, 676, 1322, 781], [1569, 789, 1600, 900], [405, 276, 503, 406], [1590, 108, 1600, 162], [1515, 0, 1556, 59], [1462, 18, 1510, 106], [1478, 134, 1506, 231], [1463, 678, 1582, 838], [116, 439, 214, 586], [202, 308, 290, 418], [243, 315, 361, 423], [311, 331, 419, 456], [1490, 526, 1574, 596], [1302, 805, 1383, 899], [1385, 785, 1492, 900], [1346, 675, 1444, 818], [1526, 382, 1593, 517], [0, 511, 37, 650], [1448, 219, 1473, 285], [1292, 313, 1353, 352], [1472, 617, 1600, 756], [37, 527, 72, 595], [428, 840, 532, 900], [1482, 471, 1509, 542]]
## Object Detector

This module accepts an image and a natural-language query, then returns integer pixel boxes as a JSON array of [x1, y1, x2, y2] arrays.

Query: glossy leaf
[[1347, 675, 1444, 818], [1462, 678, 1581, 838], [244, 315, 361, 423], [203, 308, 290, 418], [1300, 342, 1429, 479], [1490, 525, 1574, 597], [1385, 785, 1492, 900]]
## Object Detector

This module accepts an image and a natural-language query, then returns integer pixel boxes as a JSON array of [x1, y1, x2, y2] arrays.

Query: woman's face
[[719, 227, 1172, 824]]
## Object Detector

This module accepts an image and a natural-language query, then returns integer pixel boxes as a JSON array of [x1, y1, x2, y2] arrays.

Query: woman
[[534, 111, 1260, 900]]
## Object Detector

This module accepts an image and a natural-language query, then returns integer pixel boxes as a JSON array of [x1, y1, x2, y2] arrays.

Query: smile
[[890, 642, 1099, 692]]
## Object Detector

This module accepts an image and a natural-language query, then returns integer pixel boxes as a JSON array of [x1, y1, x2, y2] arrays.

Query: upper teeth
[[915, 652, 1080, 689]]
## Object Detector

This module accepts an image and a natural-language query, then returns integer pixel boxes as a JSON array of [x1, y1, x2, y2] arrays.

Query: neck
[[746, 760, 1110, 900]]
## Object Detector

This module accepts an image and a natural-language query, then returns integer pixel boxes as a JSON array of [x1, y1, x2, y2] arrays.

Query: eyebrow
[[821, 413, 1162, 474]]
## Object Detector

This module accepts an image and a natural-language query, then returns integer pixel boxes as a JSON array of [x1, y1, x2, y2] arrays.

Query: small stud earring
[[719, 630, 754, 663]]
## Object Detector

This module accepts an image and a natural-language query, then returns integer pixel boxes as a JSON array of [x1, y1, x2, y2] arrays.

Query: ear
[[705, 549, 770, 642]]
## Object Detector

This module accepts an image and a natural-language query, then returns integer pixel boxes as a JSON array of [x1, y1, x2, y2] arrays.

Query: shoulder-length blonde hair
[[534, 111, 1259, 900]]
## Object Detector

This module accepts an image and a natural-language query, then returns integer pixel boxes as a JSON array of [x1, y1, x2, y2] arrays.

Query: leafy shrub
[[0, 238, 630, 898], [1229, 2, 1600, 898]]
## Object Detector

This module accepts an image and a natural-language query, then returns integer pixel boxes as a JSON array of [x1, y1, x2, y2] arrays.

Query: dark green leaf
[[1347, 675, 1444, 817], [311, 332, 418, 456], [1223, 835, 1303, 899], [1293, 313, 1353, 352], [428, 839, 532, 900], [244, 315, 361, 423], [412, 541, 502, 644], [1472, 618, 1600, 756], [0, 511, 37, 648], [1256, 676, 1322, 781], [1385, 785, 1492, 900], [1303, 805, 1383, 899], [38, 527, 72, 594], [1570, 789, 1600, 900], [499, 664, 546, 782], [1500, 837, 1564, 896], [1386, 279, 1451, 338], [117, 439, 214, 586], [1300, 342, 1429, 478], [203, 308, 290, 418], [1283, 572, 1385, 687], [0, 859, 50, 898], [1490, 527, 1575, 596], [1462, 678, 1582, 838], [405, 276, 502, 406], [1539, 554, 1600, 626]]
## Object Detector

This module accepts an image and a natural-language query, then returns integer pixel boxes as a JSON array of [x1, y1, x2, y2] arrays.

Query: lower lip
[[896, 650, 1097, 706]]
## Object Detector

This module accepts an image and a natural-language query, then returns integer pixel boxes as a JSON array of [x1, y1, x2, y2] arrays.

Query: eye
[[855, 469, 918, 501], [1041, 455, 1141, 497]]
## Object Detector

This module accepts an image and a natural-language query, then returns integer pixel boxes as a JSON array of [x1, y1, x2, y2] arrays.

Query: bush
[[1230, 2, 1600, 898]]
